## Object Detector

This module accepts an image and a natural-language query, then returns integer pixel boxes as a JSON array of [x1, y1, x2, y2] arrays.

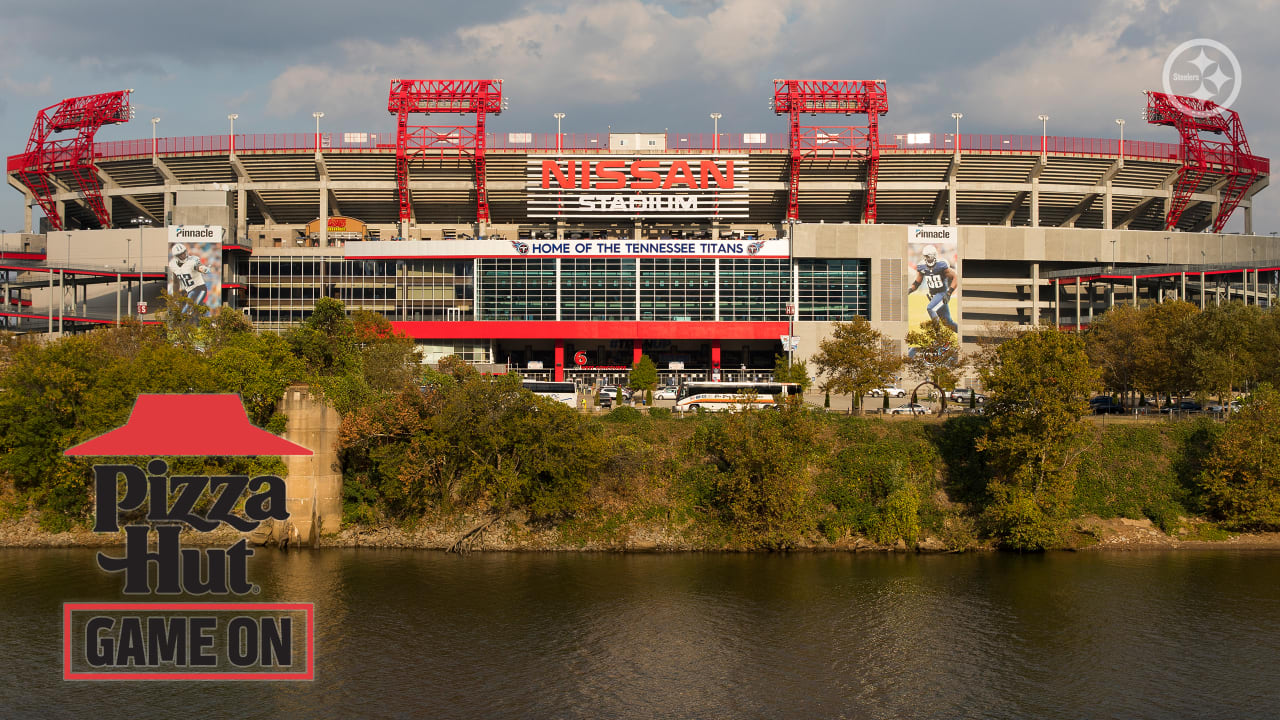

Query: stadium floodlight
[[1115, 118, 1125, 158], [951, 112, 963, 151], [710, 113, 722, 153], [554, 112, 565, 153], [150, 117, 160, 158], [1037, 114, 1049, 155], [228, 113, 239, 154], [313, 111, 324, 150]]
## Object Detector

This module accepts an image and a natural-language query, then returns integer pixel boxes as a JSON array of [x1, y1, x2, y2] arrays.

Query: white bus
[[521, 380, 578, 408], [674, 381, 802, 413]]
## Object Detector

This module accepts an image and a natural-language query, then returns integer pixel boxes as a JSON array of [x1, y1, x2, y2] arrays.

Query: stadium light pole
[[131, 216, 147, 317], [312, 111, 324, 150], [554, 112, 565, 153], [228, 113, 239, 154], [710, 113, 722, 153], [150, 117, 160, 158], [1038, 114, 1049, 156], [951, 112, 963, 153], [1115, 118, 1125, 158]]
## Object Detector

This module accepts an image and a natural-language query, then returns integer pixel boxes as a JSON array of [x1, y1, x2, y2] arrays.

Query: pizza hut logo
[[61, 394, 316, 681]]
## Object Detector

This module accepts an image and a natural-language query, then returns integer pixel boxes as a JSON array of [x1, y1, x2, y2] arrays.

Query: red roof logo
[[64, 394, 313, 457]]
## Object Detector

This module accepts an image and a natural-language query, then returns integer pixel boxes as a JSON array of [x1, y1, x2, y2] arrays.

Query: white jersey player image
[[908, 244, 958, 332], [168, 243, 210, 306]]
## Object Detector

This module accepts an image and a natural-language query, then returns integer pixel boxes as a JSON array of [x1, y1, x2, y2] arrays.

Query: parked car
[[654, 386, 679, 400], [1205, 400, 1242, 414], [889, 403, 932, 415], [870, 386, 907, 398], [598, 386, 624, 408], [1159, 400, 1202, 414], [1090, 396, 1126, 415], [949, 388, 987, 404]]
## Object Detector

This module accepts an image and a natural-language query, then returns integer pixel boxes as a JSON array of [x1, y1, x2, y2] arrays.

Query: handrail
[[7, 131, 1267, 171]]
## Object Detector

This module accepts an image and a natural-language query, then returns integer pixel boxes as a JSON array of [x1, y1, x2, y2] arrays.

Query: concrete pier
[[278, 385, 342, 546]]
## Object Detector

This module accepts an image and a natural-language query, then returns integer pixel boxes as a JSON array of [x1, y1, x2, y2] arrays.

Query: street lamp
[[312, 111, 324, 150], [951, 112, 963, 152], [130, 216, 148, 317], [1037, 114, 1049, 155], [1115, 118, 1125, 158], [710, 113, 722, 153], [150, 117, 160, 158], [228, 113, 239, 154], [553, 112, 565, 153]]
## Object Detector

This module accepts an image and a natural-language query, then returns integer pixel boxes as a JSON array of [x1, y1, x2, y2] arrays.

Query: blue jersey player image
[[908, 244, 958, 332]]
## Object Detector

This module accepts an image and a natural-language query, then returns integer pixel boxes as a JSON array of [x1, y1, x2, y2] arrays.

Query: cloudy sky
[[1, 0, 1276, 233]]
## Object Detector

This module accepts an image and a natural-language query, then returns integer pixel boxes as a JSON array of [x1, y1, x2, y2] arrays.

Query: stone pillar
[[279, 386, 342, 546], [237, 187, 248, 242], [318, 184, 328, 247], [1030, 262, 1039, 326], [1103, 182, 1113, 229]]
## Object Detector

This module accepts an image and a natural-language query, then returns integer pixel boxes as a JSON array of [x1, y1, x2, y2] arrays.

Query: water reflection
[[2, 549, 1279, 719]]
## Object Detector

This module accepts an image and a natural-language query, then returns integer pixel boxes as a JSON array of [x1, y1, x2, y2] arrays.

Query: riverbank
[[4, 511, 1279, 552]]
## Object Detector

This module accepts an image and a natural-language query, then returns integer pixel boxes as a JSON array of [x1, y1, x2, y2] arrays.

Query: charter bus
[[521, 380, 578, 408], [674, 381, 802, 412]]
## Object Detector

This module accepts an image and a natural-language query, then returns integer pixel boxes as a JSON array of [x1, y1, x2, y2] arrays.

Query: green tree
[[811, 318, 903, 413], [977, 327, 1100, 549], [1177, 301, 1262, 401], [773, 355, 813, 390], [688, 405, 817, 548], [1084, 303, 1143, 401], [1196, 384, 1280, 530], [1137, 300, 1198, 404], [286, 297, 359, 376], [628, 354, 659, 398], [905, 319, 963, 391]]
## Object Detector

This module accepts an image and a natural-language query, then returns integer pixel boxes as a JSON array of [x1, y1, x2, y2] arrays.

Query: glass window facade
[[718, 259, 791, 321], [640, 259, 716, 321], [477, 258, 555, 320], [560, 259, 637, 321], [244, 255, 870, 329], [798, 259, 870, 320]]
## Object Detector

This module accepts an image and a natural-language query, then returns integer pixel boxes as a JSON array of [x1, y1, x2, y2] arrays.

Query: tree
[[773, 355, 813, 390], [1177, 301, 1263, 401], [628, 354, 659, 398], [1197, 384, 1280, 530], [976, 327, 1100, 549], [811, 319, 903, 412], [904, 319, 963, 391], [285, 297, 359, 376], [1137, 300, 1198, 403], [1084, 303, 1142, 401]]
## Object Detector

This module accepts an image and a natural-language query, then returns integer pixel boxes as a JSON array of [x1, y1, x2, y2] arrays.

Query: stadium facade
[[3, 81, 1278, 384]]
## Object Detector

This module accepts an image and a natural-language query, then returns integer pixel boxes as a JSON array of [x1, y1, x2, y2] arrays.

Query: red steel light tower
[[1145, 91, 1267, 232], [387, 79, 504, 227], [772, 79, 888, 223], [17, 89, 133, 230]]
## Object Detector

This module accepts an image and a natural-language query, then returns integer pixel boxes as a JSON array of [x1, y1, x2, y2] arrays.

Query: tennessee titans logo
[[511, 241, 529, 255], [746, 240, 765, 255]]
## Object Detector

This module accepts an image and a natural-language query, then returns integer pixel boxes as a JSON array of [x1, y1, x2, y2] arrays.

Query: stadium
[[2, 79, 1277, 385]]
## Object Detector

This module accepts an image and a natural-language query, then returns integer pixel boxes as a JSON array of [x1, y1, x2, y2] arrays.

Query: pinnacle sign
[[61, 394, 316, 681]]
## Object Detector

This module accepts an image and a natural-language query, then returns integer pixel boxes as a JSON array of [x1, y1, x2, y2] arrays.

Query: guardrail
[[6, 131, 1251, 167]]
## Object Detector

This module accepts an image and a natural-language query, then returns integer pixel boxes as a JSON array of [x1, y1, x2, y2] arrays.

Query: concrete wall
[[279, 386, 342, 546]]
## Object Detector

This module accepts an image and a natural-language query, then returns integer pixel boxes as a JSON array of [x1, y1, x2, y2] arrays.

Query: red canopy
[[64, 394, 313, 457]]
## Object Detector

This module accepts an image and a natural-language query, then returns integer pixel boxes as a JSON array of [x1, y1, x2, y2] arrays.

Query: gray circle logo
[[1162, 38, 1241, 116]]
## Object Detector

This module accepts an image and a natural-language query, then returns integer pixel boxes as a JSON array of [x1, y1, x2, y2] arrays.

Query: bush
[[603, 406, 644, 423], [1196, 385, 1280, 531], [648, 407, 672, 419], [981, 484, 1060, 551]]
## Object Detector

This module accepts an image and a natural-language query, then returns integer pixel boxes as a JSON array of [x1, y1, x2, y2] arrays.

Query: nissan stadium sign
[[527, 156, 750, 219]]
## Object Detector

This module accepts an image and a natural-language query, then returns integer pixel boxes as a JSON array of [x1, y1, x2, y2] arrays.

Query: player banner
[[166, 225, 223, 311], [906, 225, 959, 335]]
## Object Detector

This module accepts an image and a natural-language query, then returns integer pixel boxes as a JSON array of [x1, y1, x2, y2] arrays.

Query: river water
[[2, 548, 1278, 719]]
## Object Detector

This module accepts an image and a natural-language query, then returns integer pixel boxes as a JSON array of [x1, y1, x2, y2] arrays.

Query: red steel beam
[[773, 80, 888, 223], [387, 79, 503, 226]]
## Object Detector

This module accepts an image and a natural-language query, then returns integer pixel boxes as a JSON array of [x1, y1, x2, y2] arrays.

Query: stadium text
[[541, 159, 737, 190]]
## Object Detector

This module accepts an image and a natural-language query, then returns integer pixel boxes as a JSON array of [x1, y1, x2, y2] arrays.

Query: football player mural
[[906, 227, 959, 334], [166, 226, 223, 313]]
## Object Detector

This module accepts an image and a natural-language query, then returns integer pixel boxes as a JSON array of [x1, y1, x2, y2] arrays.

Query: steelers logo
[[1162, 38, 1241, 117]]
